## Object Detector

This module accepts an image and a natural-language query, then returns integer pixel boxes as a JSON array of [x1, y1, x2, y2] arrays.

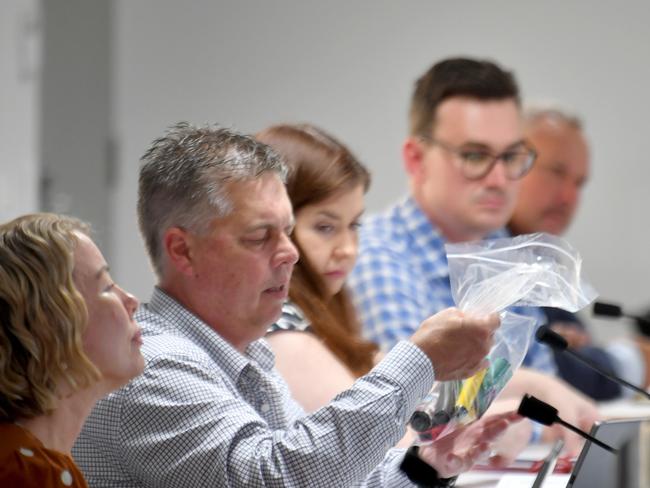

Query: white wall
[[112, 1, 650, 339], [0, 0, 41, 221], [40, 0, 113, 256]]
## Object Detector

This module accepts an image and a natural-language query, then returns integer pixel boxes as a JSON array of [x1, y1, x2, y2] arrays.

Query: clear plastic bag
[[410, 233, 597, 444]]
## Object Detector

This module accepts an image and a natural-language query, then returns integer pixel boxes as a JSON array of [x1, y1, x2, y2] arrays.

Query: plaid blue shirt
[[348, 196, 556, 375], [73, 287, 436, 487]]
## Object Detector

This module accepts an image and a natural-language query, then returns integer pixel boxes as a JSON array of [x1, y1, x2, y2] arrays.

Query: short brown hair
[[0, 213, 100, 421], [409, 57, 520, 138]]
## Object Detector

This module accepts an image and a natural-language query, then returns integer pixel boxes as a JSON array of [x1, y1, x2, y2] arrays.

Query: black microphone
[[593, 300, 650, 326], [517, 394, 617, 454], [536, 325, 650, 400]]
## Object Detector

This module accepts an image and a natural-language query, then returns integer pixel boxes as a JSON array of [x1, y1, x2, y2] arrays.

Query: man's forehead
[[222, 176, 293, 224], [433, 97, 523, 147], [527, 126, 590, 177], [533, 123, 586, 146], [528, 125, 589, 157]]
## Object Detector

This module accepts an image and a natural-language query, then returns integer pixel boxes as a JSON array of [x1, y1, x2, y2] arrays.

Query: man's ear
[[403, 136, 426, 182], [163, 227, 195, 276]]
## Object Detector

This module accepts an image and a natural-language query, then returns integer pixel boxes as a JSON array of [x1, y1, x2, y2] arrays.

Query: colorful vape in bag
[[409, 392, 454, 442], [409, 357, 513, 443], [476, 357, 512, 415], [454, 368, 488, 419]]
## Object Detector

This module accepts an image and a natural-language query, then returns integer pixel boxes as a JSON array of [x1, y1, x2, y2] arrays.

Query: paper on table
[[598, 398, 650, 419], [457, 471, 502, 485], [495, 473, 570, 487]]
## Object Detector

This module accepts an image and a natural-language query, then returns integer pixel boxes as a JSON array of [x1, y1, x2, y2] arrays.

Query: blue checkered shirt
[[73, 287, 435, 487], [348, 196, 556, 375]]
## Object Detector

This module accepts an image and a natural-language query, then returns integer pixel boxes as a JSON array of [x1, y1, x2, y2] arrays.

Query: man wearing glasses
[[348, 57, 599, 455]]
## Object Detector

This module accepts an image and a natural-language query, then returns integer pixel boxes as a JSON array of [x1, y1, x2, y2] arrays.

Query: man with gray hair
[[509, 107, 587, 238], [509, 107, 650, 400], [73, 122, 515, 487]]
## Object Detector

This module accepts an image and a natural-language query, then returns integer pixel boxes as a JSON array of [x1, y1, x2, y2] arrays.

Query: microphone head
[[535, 325, 569, 351], [593, 301, 623, 318], [517, 394, 558, 426]]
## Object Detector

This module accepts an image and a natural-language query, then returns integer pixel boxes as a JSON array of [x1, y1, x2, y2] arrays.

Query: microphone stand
[[553, 417, 617, 453], [517, 394, 618, 454], [536, 325, 650, 400], [563, 348, 650, 400]]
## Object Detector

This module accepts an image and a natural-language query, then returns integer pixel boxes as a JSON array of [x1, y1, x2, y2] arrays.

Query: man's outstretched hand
[[417, 411, 522, 478]]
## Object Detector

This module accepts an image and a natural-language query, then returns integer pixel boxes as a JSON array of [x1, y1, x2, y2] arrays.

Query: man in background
[[509, 106, 650, 400], [349, 57, 599, 454]]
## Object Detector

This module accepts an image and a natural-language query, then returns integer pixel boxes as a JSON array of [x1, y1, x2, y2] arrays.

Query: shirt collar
[[392, 197, 449, 280], [146, 287, 275, 379], [395, 196, 510, 277], [398, 196, 448, 250], [399, 196, 507, 242]]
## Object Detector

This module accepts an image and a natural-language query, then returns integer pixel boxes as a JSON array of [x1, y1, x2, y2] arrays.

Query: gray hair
[[523, 104, 583, 131], [137, 122, 287, 278]]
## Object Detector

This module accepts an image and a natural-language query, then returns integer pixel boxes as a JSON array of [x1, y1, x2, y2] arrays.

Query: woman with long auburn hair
[[256, 124, 380, 412]]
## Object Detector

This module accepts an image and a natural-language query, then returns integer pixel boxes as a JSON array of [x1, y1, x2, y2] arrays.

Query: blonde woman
[[0, 214, 144, 487]]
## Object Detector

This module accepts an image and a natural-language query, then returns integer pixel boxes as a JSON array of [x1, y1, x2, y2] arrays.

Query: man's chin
[[262, 304, 285, 328], [540, 215, 570, 236], [474, 213, 511, 236]]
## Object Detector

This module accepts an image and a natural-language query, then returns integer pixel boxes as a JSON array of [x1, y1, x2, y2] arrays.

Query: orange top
[[0, 422, 88, 487]]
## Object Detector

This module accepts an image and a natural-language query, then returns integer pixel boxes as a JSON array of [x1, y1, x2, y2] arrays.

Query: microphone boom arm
[[564, 349, 650, 400], [555, 417, 618, 453]]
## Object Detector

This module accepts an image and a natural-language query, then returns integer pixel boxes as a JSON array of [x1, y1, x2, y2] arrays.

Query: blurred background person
[[509, 106, 650, 400], [348, 57, 600, 455], [0, 213, 143, 487]]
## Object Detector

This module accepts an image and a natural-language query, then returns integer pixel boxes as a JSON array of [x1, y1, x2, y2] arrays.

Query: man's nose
[[560, 180, 580, 208], [483, 158, 510, 187], [275, 233, 299, 266]]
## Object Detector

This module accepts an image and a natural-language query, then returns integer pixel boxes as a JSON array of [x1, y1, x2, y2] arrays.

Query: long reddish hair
[[256, 124, 377, 376]]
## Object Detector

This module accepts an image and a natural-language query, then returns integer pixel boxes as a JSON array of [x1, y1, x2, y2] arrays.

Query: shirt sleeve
[[349, 242, 431, 352], [115, 341, 434, 488]]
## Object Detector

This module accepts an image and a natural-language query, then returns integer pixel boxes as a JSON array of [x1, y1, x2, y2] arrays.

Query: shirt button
[[260, 403, 270, 413], [19, 447, 34, 457], [61, 470, 73, 486]]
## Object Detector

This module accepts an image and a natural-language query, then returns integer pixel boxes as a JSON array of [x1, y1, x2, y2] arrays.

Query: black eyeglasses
[[419, 136, 537, 181]]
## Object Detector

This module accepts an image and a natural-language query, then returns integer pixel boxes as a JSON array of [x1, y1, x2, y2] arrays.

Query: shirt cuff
[[372, 341, 435, 410]]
